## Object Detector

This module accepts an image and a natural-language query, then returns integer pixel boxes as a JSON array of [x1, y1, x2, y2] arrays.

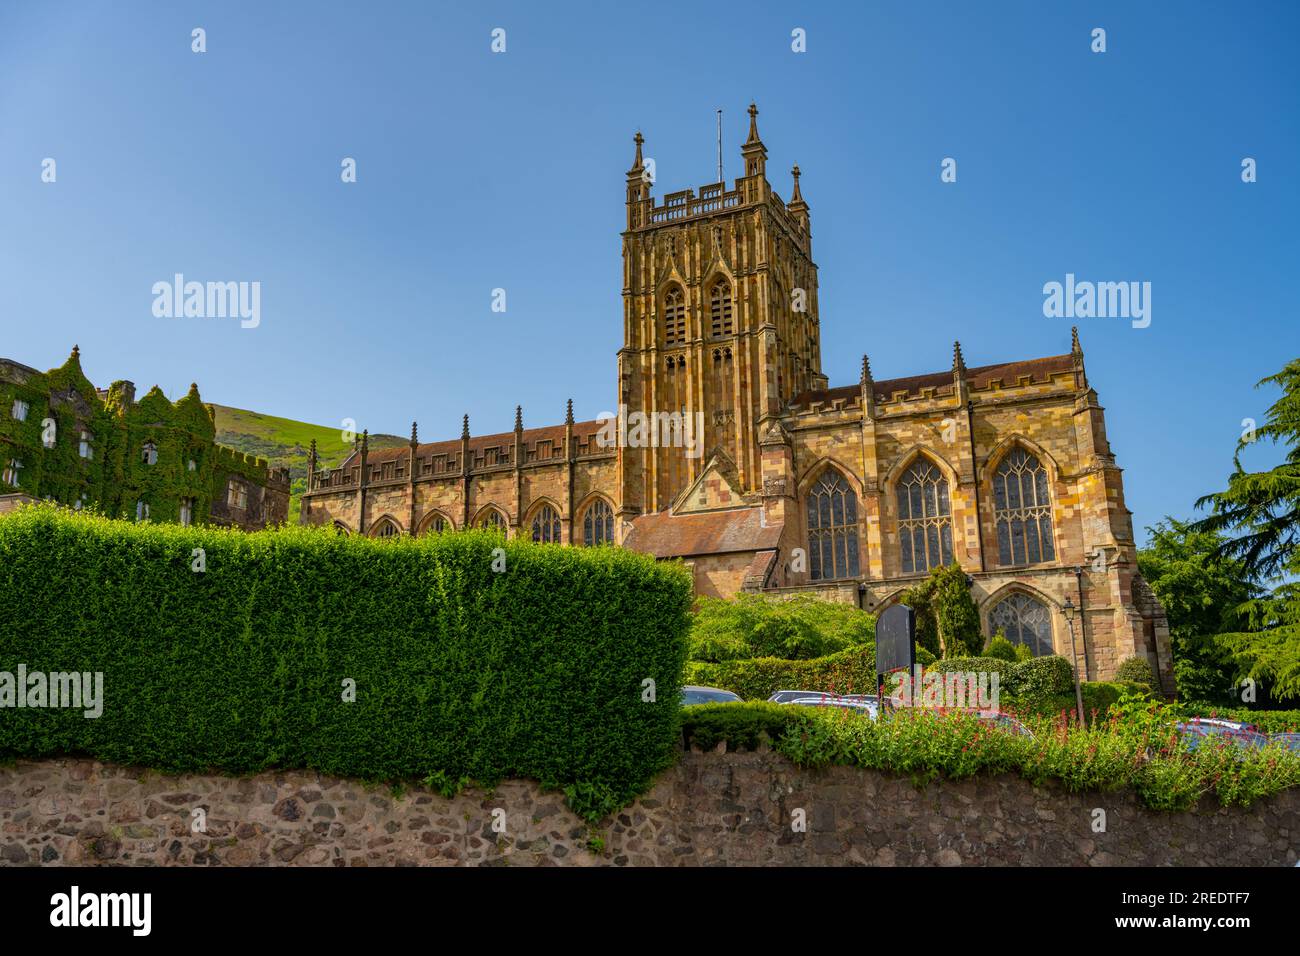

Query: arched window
[[807, 471, 860, 581], [477, 508, 507, 532], [663, 287, 686, 346], [897, 458, 953, 574], [332, 521, 350, 535], [993, 447, 1055, 566], [531, 504, 561, 543], [988, 592, 1054, 657], [709, 279, 733, 337], [372, 518, 400, 539], [583, 499, 614, 546], [141, 441, 158, 466], [421, 512, 450, 535]]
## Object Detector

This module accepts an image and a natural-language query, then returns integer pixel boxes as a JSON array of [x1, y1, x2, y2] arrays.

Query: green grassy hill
[[209, 404, 406, 523]]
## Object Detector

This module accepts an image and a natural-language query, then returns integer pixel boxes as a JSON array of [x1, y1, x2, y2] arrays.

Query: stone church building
[[299, 105, 1173, 691]]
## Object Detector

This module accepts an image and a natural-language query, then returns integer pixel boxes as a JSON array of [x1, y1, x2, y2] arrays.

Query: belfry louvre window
[[897, 459, 953, 574], [583, 499, 614, 546], [531, 504, 561, 543], [807, 471, 860, 581], [709, 280, 734, 337], [663, 288, 686, 346], [994, 448, 1055, 566], [989, 593, 1054, 657]]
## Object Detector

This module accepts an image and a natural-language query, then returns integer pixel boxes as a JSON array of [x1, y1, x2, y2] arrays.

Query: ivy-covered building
[[0, 346, 289, 530]]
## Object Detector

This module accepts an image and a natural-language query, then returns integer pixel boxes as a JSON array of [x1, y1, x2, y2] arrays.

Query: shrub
[[686, 643, 935, 701], [1175, 703, 1300, 734], [984, 634, 1019, 663], [688, 594, 874, 662], [0, 505, 693, 821], [679, 701, 813, 751], [1115, 656, 1156, 686]]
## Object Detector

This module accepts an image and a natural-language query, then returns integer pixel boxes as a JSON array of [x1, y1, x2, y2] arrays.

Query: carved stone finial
[[514, 405, 523, 432], [953, 340, 966, 373], [1071, 325, 1082, 355], [565, 398, 574, 426], [860, 354, 872, 384], [746, 102, 760, 144], [461, 414, 470, 440], [360, 429, 369, 454], [410, 421, 419, 445], [790, 165, 803, 202]]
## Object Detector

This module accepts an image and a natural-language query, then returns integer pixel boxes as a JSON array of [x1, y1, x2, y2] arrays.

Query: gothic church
[[299, 105, 1173, 691]]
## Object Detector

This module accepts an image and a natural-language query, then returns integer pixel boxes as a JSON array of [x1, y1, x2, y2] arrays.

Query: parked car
[[681, 685, 743, 705], [786, 695, 879, 718], [976, 713, 1035, 739], [1269, 732, 1300, 753], [1173, 718, 1269, 752], [767, 689, 839, 704]]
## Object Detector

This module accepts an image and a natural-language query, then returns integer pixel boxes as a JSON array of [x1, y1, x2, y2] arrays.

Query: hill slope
[[210, 404, 406, 522]]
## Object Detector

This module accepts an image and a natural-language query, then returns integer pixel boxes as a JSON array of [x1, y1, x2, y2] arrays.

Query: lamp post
[[1062, 596, 1086, 725]]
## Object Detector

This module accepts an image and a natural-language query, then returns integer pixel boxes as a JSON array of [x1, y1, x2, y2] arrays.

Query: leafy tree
[[1188, 358, 1300, 700], [1137, 518, 1255, 704], [900, 563, 981, 659], [688, 594, 875, 662]]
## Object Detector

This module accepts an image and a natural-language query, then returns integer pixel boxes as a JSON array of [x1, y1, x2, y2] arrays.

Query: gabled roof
[[623, 506, 783, 559]]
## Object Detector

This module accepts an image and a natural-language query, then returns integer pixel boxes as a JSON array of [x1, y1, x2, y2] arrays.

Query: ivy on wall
[[0, 347, 276, 526]]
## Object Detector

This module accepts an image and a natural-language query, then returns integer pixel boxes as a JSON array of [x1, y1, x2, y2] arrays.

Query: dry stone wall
[[2, 750, 1296, 866]]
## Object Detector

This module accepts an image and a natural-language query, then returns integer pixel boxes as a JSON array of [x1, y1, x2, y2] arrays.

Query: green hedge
[[929, 655, 1074, 703], [0, 506, 693, 820], [684, 643, 938, 701], [688, 593, 875, 662]]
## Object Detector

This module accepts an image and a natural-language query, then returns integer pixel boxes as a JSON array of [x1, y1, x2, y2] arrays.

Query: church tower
[[617, 105, 824, 517]]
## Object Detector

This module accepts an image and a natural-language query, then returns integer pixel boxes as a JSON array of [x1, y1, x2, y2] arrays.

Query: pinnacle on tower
[[1071, 325, 1082, 355], [790, 165, 803, 202], [514, 405, 523, 432], [953, 340, 966, 373], [410, 421, 419, 445], [565, 398, 574, 426], [360, 429, 369, 454], [461, 414, 470, 440], [308, 438, 317, 466], [860, 354, 873, 384], [628, 131, 644, 176], [745, 103, 761, 145]]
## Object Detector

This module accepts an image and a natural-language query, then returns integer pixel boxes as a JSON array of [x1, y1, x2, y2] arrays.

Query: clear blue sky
[[2, 1, 1296, 542]]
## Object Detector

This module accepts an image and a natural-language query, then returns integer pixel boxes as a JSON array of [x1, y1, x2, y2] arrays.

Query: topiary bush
[[0, 505, 693, 821], [1115, 656, 1156, 686]]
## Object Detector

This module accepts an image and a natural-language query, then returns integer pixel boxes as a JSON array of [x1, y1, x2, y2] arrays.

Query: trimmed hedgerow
[[1175, 703, 1300, 735], [684, 643, 937, 701], [0, 505, 692, 820]]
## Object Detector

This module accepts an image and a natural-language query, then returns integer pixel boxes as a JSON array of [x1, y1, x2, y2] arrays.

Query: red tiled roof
[[791, 354, 1075, 408], [344, 419, 606, 466], [623, 507, 783, 559]]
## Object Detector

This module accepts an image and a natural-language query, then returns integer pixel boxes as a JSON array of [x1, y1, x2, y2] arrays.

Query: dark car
[[1173, 718, 1269, 751], [681, 685, 743, 705]]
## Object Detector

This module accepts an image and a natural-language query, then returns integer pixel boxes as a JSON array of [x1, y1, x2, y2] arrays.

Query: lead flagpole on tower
[[717, 108, 723, 185]]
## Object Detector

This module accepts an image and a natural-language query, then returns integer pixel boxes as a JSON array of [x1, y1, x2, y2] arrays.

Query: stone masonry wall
[[3, 750, 1296, 867]]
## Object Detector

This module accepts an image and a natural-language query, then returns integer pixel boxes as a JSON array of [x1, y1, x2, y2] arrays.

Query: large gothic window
[[531, 504, 561, 543], [807, 471, 860, 581], [897, 458, 953, 574], [988, 593, 1054, 657], [583, 499, 614, 546], [421, 512, 450, 535], [709, 279, 733, 337], [372, 518, 400, 539], [993, 447, 1056, 566], [663, 287, 686, 346]]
